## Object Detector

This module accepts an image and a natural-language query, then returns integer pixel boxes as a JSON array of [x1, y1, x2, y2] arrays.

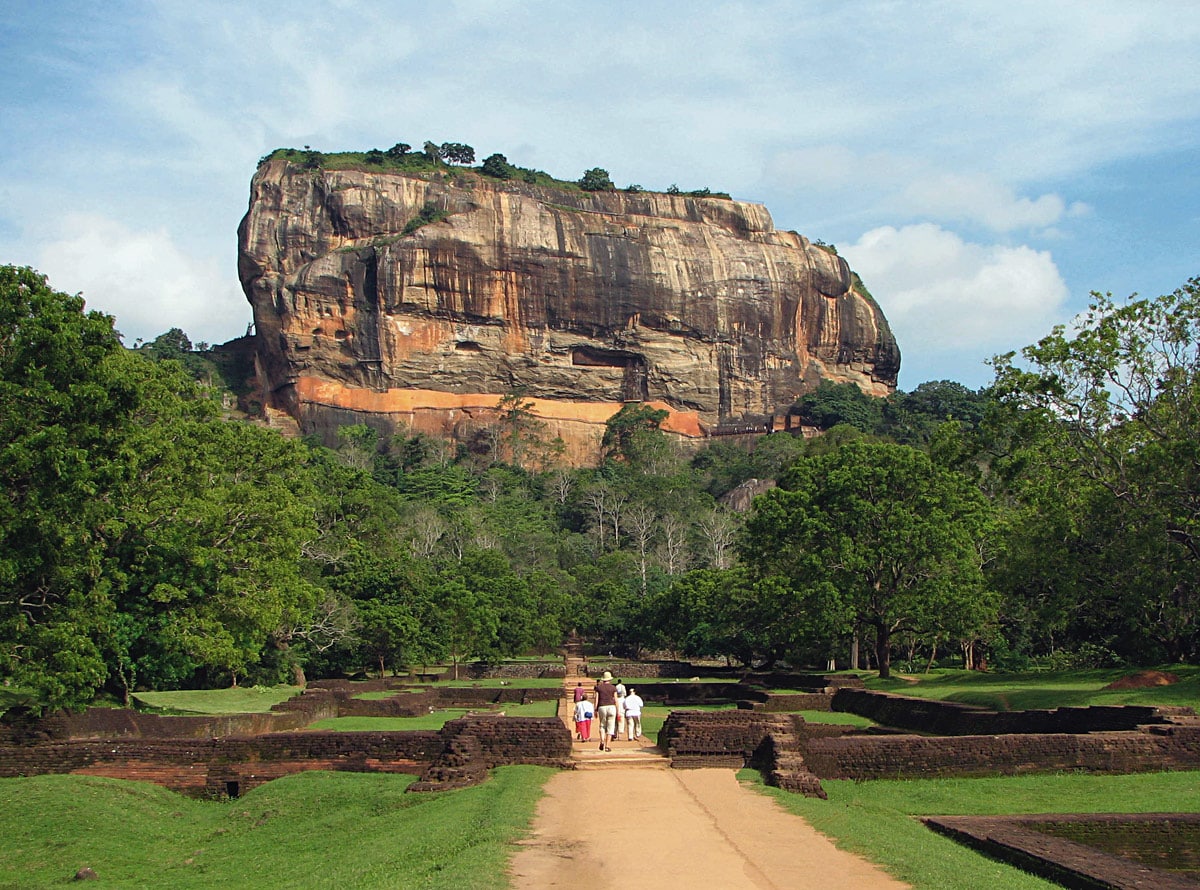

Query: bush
[[1039, 643, 1126, 671], [579, 167, 615, 191], [402, 202, 449, 235], [481, 153, 512, 180]]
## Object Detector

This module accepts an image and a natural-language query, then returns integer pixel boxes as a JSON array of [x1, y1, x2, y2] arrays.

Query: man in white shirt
[[622, 687, 644, 741], [614, 678, 628, 738]]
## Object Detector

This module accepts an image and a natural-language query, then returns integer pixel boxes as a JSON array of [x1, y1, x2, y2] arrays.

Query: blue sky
[[3, 1, 1198, 390]]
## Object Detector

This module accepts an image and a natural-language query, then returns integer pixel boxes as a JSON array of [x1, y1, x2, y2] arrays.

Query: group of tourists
[[571, 671, 644, 750]]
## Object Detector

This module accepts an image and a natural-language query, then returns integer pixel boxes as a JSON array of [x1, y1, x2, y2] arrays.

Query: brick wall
[[737, 691, 835, 712], [804, 724, 1200, 780], [659, 710, 827, 797], [0, 731, 443, 796], [0, 717, 574, 797], [466, 663, 567, 680], [832, 688, 1188, 735], [661, 709, 800, 767], [410, 715, 571, 791], [11, 684, 564, 742]]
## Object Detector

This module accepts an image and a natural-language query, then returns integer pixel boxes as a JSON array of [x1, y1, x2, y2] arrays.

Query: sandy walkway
[[509, 766, 909, 889]]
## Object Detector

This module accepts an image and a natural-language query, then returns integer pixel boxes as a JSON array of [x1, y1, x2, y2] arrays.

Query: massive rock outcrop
[[238, 159, 899, 462]]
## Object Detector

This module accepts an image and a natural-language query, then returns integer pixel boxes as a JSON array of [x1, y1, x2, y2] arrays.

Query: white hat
[[601, 671, 613, 682]]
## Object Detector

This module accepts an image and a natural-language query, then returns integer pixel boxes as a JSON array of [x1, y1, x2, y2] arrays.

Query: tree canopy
[[7, 262, 1200, 713], [740, 441, 997, 676]]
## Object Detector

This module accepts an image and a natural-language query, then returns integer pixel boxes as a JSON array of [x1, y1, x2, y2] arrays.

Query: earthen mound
[[1103, 669, 1179, 690]]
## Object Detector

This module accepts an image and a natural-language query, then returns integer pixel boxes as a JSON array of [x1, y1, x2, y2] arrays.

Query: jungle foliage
[[4, 265, 1200, 713]]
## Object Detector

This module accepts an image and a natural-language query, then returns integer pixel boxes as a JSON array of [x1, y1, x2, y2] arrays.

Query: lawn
[[427, 677, 564, 689], [350, 689, 426, 700], [748, 769, 1200, 890], [308, 700, 558, 732], [796, 709, 875, 727], [866, 666, 1200, 711], [0, 766, 554, 890], [132, 685, 302, 715]]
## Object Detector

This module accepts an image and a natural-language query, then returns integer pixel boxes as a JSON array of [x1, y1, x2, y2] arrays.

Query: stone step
[[573, 755, 670, 770]]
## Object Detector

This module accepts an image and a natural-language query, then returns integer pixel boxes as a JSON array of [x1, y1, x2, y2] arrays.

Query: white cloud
[[842, 224, 1069, 384], [32, 213, 250, 346], [900, 173, 1075, 233]]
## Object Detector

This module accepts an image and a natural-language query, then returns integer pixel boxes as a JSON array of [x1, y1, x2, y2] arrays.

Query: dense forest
[[3, 263, 1199, 713]]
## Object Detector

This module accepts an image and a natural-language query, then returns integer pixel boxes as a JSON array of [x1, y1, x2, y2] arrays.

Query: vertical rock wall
[[238, 160, 900, 461]]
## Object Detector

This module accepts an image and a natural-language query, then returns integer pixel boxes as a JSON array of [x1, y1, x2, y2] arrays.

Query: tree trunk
[[850, 633, 861, 671], [874, 625, 891, 679]]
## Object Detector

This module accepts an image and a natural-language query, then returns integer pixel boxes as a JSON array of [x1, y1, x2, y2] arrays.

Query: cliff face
[[238, 160, 899, 462]]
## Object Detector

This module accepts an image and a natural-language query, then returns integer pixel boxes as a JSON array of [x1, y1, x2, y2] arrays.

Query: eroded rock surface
[[238, 160, 899, 461]]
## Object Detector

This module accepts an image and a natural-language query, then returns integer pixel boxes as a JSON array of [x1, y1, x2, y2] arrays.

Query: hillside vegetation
[[260, 139, 731, 198], [3, 261, 1200, 713]]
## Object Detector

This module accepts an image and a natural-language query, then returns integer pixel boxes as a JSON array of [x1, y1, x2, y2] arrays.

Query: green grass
[[307, 700, 558, 732], [500, 701, 558, 717], [745, 769, 1200, 890], [307, 711, 470, 732], [796, 709, 876, 727], [429, 677, 563, 689], [350, 689, 425, 700], [0, 766, 553, 889], [132, 685, 301, 715], [866, 667, 1200, 711]]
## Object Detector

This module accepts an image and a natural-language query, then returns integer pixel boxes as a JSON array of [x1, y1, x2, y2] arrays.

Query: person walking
[[573, 696, 594, 742], [614, 678, 628, 739], [594, 671, 618, 751], [571, 681, 587, 739], [623, 686, 644, 741]]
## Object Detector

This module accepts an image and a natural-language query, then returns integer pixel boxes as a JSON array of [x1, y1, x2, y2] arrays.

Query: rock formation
[[238, 159, 899, 463]]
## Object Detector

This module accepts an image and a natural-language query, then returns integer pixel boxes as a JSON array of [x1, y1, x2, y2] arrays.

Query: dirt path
[[511, 658, 908, 889], [509, 767, 909, 889]]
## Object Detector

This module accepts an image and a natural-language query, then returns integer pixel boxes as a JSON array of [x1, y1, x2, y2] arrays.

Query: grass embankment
[[428, 677, 563, 689], [132, 686, 301, 715], [0, 766, 553, 890], [747, 769, 1200, 890], [309, 700, 558, 732], [866, 666, 1200, 711]]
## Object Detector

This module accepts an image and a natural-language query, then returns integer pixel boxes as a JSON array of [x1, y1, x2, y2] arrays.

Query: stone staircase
[[559, 641, 669, 770]]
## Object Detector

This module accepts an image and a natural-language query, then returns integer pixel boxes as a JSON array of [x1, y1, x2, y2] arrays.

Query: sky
[[3, 1, 1199, 391]]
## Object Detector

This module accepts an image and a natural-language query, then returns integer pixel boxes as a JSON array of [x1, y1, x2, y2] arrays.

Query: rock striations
[[238, 159, 900, 463]]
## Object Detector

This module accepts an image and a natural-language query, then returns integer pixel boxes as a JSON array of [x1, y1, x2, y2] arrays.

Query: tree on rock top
[[579, 167, 615, 191]]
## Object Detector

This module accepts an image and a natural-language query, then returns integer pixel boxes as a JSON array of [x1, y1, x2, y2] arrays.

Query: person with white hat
[[593, 671, 618, 751]]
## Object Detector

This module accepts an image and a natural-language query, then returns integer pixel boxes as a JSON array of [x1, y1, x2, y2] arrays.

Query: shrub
[[579, 167, 615, 191]]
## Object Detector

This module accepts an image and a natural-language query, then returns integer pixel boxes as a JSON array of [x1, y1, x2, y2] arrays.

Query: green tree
[[0, 267, 134, 710], [439, 142, 476, 165], [146, 327, 192, 359], [386, 142, 411, 159], [579, 168, 615, 191], [328, 549, 430, 676], [601, 403, 669, 466], [481, 153, 512, 179], [881, 380, 991, 445], [100, 362, 323, 689], [991, 277, 1200, 660], [741, 441, 996, 677], [795, 380, 883, 433], [431, 577, 499, 679]]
